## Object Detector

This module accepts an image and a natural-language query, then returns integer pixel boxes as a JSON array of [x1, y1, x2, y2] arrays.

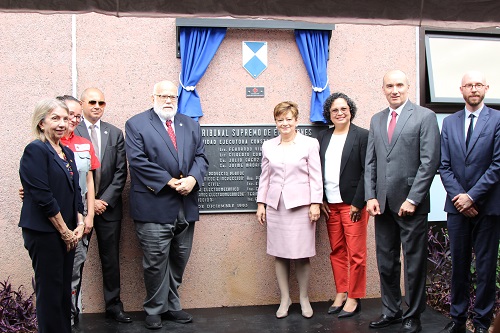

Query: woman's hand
[[350, 205, 361, 222], [83, 215, 94, 235], [320, 201, 330, 218], [309, 204, 320, 223], [60, 230, 78, 252], [256, 203, 266, 225], [73, 224, 85, 242]]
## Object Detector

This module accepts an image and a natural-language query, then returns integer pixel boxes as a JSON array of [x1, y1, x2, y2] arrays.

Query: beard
[[466, 93, 485, 107], [154, 102, 177, 120]]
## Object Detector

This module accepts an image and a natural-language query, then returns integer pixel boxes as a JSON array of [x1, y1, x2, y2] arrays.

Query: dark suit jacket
[[75, 120, 127, 221], [19, 140, 83, 232], [365, 100, 441, 214], [318, 124, 369, 209], [125, 109, 209, 223], [439, 105, 500, 215]]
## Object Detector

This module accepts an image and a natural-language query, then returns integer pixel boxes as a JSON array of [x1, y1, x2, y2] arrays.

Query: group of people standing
[[17, 68, 498, 333], [256, 69, 499, 333], [19, 81, 207, 332]]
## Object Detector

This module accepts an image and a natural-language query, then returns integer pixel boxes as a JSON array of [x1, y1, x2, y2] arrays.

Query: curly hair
[[322, 92, 357, 125]]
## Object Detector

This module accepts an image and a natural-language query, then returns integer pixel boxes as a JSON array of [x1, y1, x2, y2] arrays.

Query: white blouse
[[324, 132, 347, 203]]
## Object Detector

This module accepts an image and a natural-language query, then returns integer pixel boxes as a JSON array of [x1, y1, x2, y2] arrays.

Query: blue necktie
[[466, 114, 475, 149]]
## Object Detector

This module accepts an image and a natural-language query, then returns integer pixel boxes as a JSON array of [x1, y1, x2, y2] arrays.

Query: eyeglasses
[[462, 83, 485, 90], [330, 107, 350, 115], [154, 94, 178, 102], [86, 100, 106, 107], [69, 113, 82, 122]]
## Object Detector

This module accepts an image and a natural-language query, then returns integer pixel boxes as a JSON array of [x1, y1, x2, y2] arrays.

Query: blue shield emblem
[[242, 41, 267, 79]]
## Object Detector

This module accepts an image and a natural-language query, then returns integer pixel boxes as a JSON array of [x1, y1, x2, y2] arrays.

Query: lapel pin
[[179, 123, 183, 127], [104, 131, 108, 135]]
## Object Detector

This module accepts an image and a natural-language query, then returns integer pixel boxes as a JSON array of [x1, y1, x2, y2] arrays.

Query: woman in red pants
[[317, 92, 369, 318]]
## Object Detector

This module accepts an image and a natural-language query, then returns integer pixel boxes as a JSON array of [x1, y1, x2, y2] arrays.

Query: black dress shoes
[[145, 315, 162, 330], [474, 326, 488, 333], [338, 299, 361, 318], [163, 309, 193, 324], [105, 310, 133, 323], [439, 321, 466, 333], [369, 312, 403, 328], [398, 317, 422, 333], [327, 299, 346, 314]]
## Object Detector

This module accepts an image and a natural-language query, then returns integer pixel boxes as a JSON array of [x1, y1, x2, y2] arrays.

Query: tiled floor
[[74, 298, 461, 333]]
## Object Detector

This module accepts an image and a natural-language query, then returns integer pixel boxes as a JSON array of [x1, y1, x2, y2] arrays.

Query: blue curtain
[[178, 27, 227, 121], [294, 30, 331, 123]]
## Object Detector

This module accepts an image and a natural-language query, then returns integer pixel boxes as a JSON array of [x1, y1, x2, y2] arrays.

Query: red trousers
[[326, 202, 368, 298]]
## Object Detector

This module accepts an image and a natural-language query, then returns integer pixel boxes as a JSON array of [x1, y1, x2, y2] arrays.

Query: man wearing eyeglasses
[[438, 71, 500, 333], [74, 88, 131, 323], [125, 80, 208, 330]]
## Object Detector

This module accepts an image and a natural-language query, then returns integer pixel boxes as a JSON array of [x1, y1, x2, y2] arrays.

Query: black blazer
[[317, 123, 369, 209], [125, 109, 209, 223], [19, 140, 83, 232], [75, 120, 127, 221]]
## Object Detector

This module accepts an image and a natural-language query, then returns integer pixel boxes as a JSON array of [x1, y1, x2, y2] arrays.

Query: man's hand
[[398, 200, 416, 217], [174, 176, 197, 196], [452, 193, 474, 213], [94, 199, 108, 215], [462, 206, 479, 218], [366, 199, 380, 216], [167, 178, 180, 189]]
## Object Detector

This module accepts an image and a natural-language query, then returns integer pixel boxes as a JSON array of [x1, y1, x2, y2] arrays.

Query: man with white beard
[[125, 80, 208, 330]]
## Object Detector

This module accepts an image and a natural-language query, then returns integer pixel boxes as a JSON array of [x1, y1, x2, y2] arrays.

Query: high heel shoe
[[300, 299, 313, 319], [327, 299, 346, 314], [338, 299, 361, 318], [276, 299, 292, 319]]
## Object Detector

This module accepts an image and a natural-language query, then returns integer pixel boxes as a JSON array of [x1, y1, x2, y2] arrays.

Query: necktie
[[166, 120, 177, 150], [388, 111, 397, 143], [90, 124, 101, 190], [466, 113, 475, 149]]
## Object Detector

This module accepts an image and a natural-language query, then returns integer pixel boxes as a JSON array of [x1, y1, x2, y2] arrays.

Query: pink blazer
[[257, 132, 323, 210]]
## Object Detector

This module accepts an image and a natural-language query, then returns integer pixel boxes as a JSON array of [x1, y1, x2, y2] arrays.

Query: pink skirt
[[266, 194, 316, 259]]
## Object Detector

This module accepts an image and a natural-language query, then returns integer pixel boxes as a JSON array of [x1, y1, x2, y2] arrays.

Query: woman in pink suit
[[256, 101, 323, 319]]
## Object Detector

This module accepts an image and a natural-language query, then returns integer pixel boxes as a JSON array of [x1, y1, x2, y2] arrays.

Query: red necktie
[[388, 111, 397, 143], [166, 120, 177, 150]]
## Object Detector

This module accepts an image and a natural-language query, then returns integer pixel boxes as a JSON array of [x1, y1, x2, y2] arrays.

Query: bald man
[[75, 88, 131, 323], [365, 70, 440, 333], [438, 71, 500, 333], [125, 80, 208, 330]]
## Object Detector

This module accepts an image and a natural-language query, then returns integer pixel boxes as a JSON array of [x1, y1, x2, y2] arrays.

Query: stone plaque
[[199, 124, 327, 213]]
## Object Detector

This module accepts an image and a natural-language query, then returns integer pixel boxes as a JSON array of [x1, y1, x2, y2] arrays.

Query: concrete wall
[[0, 12, 418, 313]]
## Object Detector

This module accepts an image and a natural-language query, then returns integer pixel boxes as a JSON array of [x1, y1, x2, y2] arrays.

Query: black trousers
[[93, 214, 124, 312], [23, 228, 75, 333], [447, 213, 500, 329]]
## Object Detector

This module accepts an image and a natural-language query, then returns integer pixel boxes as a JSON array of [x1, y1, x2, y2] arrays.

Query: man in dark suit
[[75, 88, 131, 323], [438, 71, 500, 333], [125, 80, 208, 330], [364, 70, 440, 333]]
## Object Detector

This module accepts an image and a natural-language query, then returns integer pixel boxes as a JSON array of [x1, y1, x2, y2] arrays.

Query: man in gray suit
[[75, 88, 131, 323], [364, 70, 440, 333]]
